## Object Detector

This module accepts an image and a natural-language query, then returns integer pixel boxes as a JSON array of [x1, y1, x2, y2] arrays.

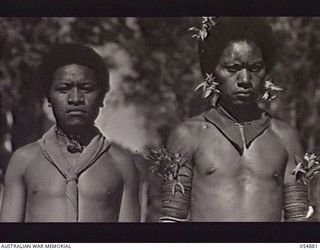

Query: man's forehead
[[53, 64, 98, 79], [220, 40, 264, 63]]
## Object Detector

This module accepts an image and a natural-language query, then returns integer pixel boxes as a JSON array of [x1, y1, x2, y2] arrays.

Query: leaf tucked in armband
[[292, 153, 320, 185], [146, 146, 188, 195]]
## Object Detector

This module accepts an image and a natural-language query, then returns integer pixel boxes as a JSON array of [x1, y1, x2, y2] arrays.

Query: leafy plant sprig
[[188, 17, 218, 41], [195, 73, 220, 100], [261, 80, 283, 101], [147, 147, 189, 195], [292, 153, 320, 185]]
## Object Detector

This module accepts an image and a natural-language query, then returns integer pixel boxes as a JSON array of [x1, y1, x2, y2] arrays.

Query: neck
[[56, 124, 99, 147], [218, 102, 262, 123]]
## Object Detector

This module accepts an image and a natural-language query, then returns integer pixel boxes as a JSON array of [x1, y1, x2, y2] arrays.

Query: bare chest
[[194, 125, 288, 181], [24, 153, 123, 200]]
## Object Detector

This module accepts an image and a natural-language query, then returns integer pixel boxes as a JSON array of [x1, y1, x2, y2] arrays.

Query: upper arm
[[166, 122, 198, 162], [284, 130, 304, 184], [166, 122, 198, 180], [272, 120, 304, 184], [114, 149, 140, 222], [0, 148, 29, 222], [310, 167, 320, 221], [158, 122, 198, 221]]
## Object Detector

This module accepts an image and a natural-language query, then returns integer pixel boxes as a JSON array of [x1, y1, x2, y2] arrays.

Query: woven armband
[[285, 153, 320, 222], [159, 180, 192, 222], [147, 147, 193, 223], [283, 182, 311, 222]]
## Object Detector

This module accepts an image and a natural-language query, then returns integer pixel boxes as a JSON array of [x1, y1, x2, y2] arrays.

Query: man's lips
[[234, 91, 254, 97], [66, 109, 87, 114]]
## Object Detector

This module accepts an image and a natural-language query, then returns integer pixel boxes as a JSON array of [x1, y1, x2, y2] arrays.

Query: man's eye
[[56, 86, 70, 93], [249, 64, 264, 72], [225, 66, 239, 73], [81, 86, 95, 92]]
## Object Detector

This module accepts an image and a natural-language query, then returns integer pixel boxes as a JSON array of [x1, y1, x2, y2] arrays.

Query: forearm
[[118, 189, 141, 222], [160, 178, 192, 222], [283, 182, 312, 222], [149, 129, 195, 222], [309, 177, 320, 222], [0, 192, 26, 222], [159, 157, 193, 222], [283, 153, 320, 222]]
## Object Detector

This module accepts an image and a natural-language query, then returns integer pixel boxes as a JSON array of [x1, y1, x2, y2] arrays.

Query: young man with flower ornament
[[156, 17, 319, 222]]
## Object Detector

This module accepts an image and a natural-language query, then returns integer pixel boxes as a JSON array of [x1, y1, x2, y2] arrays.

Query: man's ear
[[47, 97, 52, 107], [99, 95, 105, 108]]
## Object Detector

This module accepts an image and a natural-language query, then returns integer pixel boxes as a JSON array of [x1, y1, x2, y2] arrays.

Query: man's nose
[[237, 69, 252, 89], [68, 88, 84, 105]]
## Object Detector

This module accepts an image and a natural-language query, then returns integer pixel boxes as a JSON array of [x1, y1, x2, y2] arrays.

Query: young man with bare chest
[[159, 18, 314, 222], [0, 43, 140, 222]]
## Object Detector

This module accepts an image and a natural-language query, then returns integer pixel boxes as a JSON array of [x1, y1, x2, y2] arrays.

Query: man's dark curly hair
[[199, 17, 278, 76], [40, 43, 109, 99]]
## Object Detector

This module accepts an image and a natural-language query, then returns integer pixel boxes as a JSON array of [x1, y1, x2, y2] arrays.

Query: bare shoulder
[[270, 118, 300, 142], [13, 142, 42, 159], [167, 114, 208, 154], [270, 118, 302, 154], [108, 144, 137, 179], [6, 142, 42, 176], [169, 114, 208, 141], [109, 144, 134, 164]]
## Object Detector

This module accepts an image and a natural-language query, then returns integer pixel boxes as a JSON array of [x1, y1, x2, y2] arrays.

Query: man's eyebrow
[[222, 61, 241, 65], [56, 81, 72, 85], [222, 61, 265, 67], [80, 81, 97, 85], [249, 60, 264, 65]]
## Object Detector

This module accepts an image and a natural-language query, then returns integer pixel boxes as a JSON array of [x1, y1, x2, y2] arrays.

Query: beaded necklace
[[54, 127, 84, 153]]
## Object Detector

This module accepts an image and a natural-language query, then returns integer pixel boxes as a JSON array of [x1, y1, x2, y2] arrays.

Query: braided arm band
[[283, 182, 312, 222], [159, 181, 192, 222], [285, 153, 320, 221], [159, 216, 189, 222], [159, 162, 193, 223]]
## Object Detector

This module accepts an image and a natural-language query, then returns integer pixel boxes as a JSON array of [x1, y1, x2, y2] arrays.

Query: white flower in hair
[[188, 17, 218, 41]]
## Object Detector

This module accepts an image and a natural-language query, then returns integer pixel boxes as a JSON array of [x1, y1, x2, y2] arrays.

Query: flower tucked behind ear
[[189, 17, 218, 41], [195, 73, 220, 98], [261, 80, 283, 101], [195, 73, 221, 107]]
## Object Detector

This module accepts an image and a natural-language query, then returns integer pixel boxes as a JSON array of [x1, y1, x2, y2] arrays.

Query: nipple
[[205, 167, 216, 175]]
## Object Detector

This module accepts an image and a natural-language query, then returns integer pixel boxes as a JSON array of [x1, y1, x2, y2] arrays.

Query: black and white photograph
[[0, 16, 319, 242]]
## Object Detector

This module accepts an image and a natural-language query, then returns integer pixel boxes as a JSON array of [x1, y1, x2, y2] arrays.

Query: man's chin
[[232, 100, 255, 107], [56, 121, 94, 133], [232, 96, 257, 106]]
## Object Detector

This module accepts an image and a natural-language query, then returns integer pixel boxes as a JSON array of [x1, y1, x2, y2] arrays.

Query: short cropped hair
[[199, 17, 278, 76], [40, 43, 109, 98]]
